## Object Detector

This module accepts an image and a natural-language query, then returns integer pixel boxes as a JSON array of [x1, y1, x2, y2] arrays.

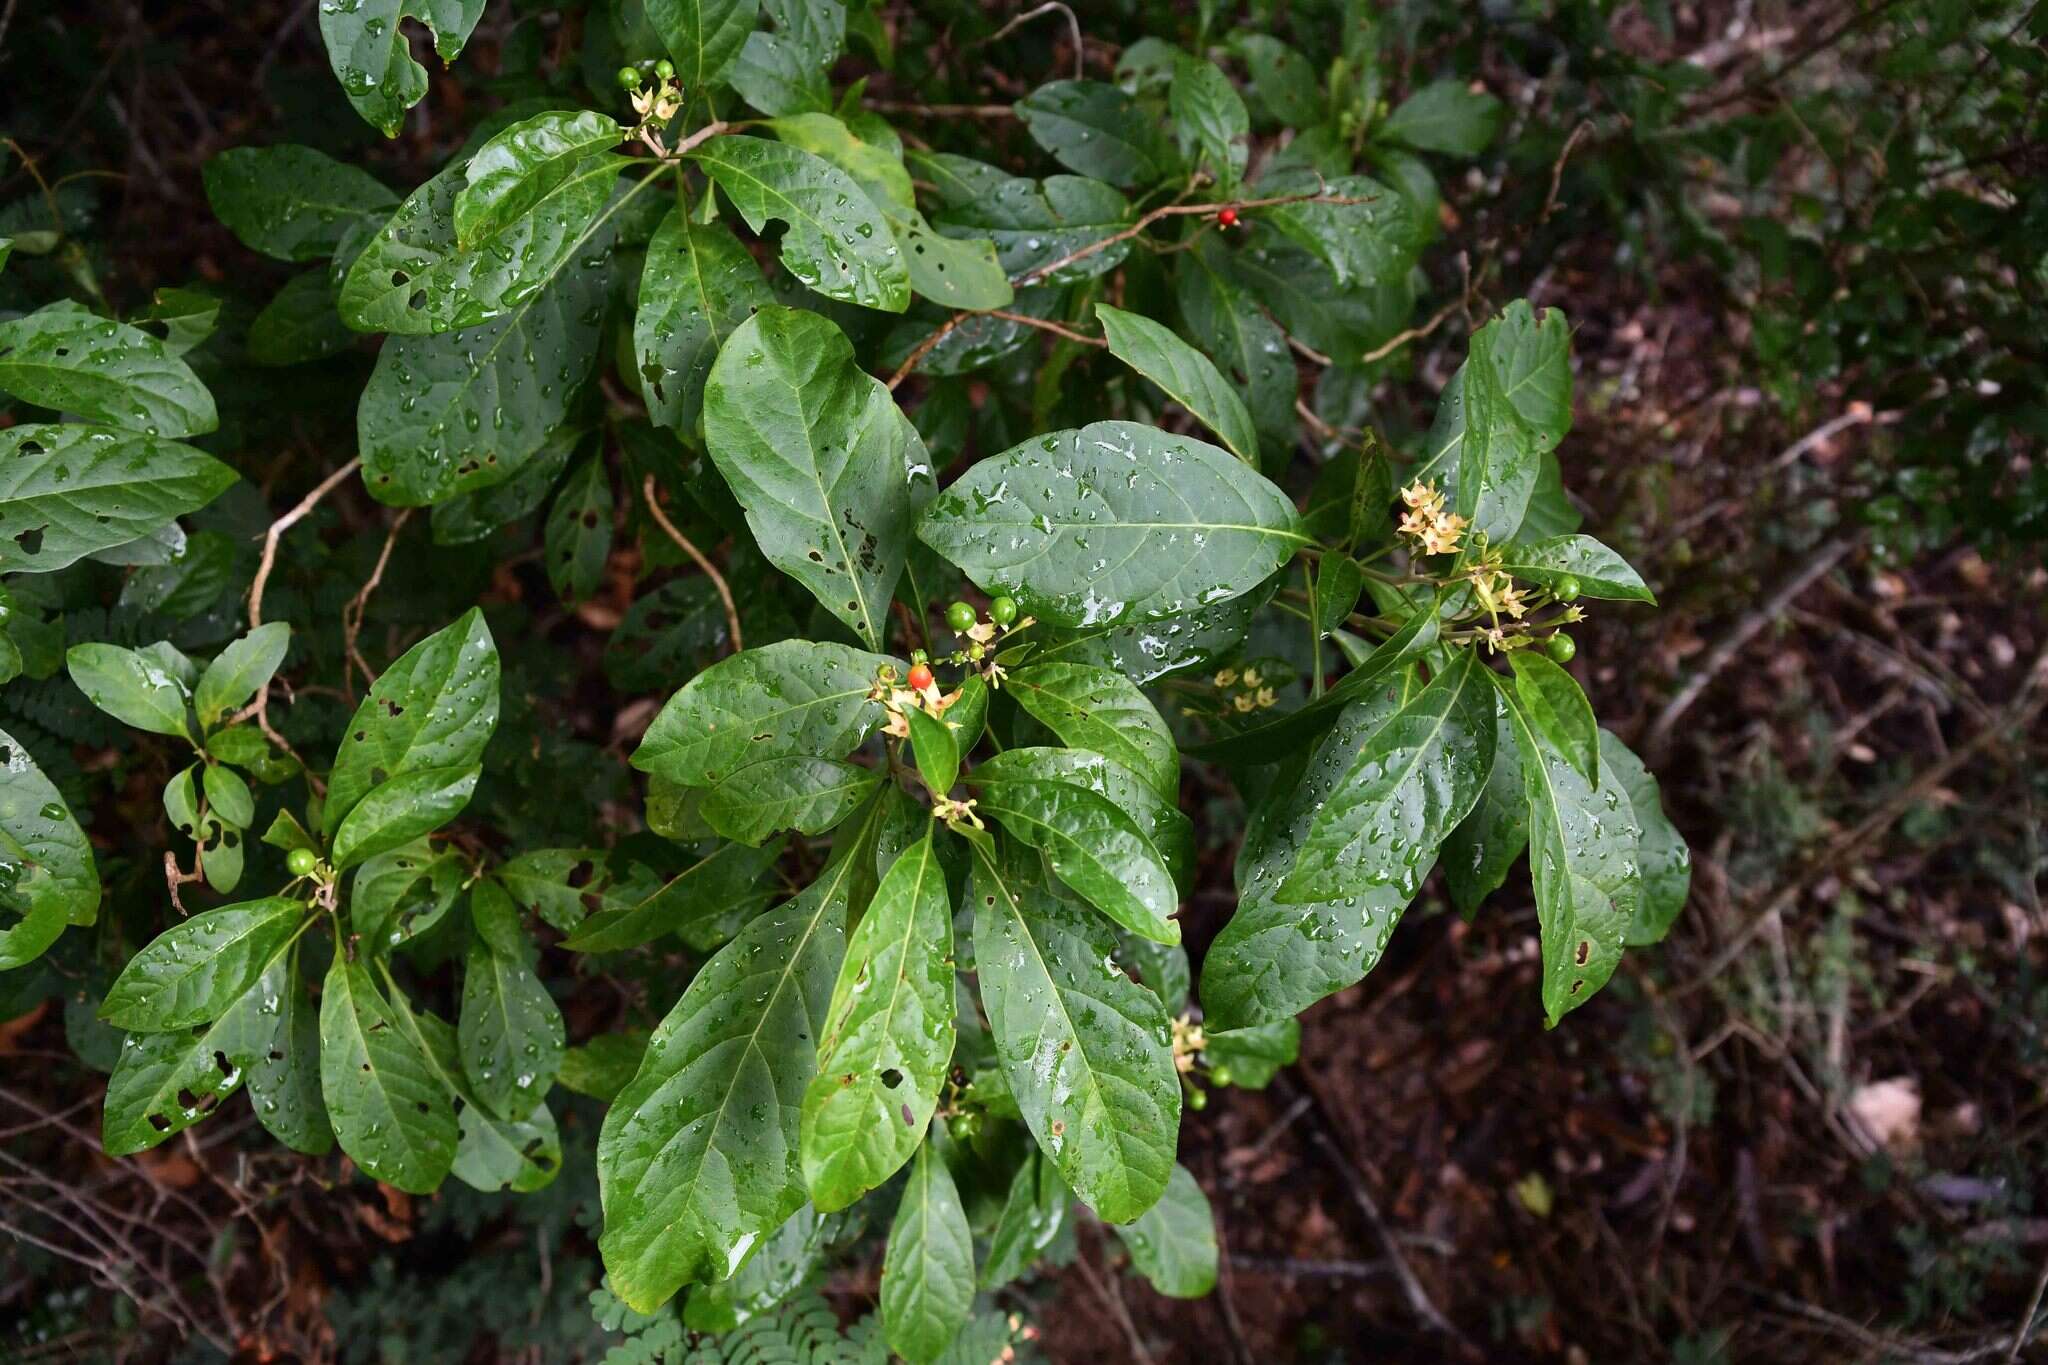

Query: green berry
[[655, 58, 676, 80], [947, 1112, 979, 1141], [286, 847, 318, 876], [946, 601, 977, 633], [616, 65, 642, 90], [1554, 575, 1582, 603], [1188, 1087, 1208, 1111], [1546, 633, 1577, 663], [989, 595, 1018, 626], [1207, 1064, 1234, 1087]]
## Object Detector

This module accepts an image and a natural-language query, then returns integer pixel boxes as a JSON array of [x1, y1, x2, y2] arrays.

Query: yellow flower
[[1240, 667, 1263, 688], [1419, 511, 1467, 556], [1214, 667, 1239, 688], [1255, 686, 1277, 709], [1401, 480, 1446, 513], [1232, 693, 1256, 713]]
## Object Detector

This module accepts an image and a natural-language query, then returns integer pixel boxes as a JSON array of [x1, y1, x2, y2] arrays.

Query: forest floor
[[4, 3, 2046, 1363]]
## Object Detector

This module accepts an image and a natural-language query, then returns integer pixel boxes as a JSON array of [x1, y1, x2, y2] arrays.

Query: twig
[[1286, 333, 1333, 366], [865, 100, 1017, 118], [641, 475, 742, 654], [1539, 120, 1596, 223], [1070, 1229, 1157, 1365], [1768, 402, 1901, 469], [1644, 534, 1859, 756], [1357, 296, 1461, 366], [987, 309, 1106, 347], [980, 1, 1086, 82], [342, 509, 412, 692], [887, 312, 970, 390], [2008, 1249, 2048, 1362], [248, 457, 360, 630]]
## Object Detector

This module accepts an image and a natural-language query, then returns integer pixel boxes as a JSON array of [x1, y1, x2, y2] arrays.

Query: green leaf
[[101, 897, 306, 1031], [703, 755, 882, 845], [460, 879, 565, 1120], [1097, 305, 1259, 465], [351, 841, 468, 953], [1378, 80, 1503, 157], [1260, 173, 1418, 291], [455, 110, 624, 248], [1198, 675, 1417, 1030], [545, 457, 613, 603], [102, 947, 290, 1155], [917, 420, 1303, 628], [319, 0, 488, 138], [1501, 686, 1640, 1025], [702, 308, 920, 648], [319, 957, 459, 1192], [1600, 730, 1690, 946], [598, 805, 882, 1310], [1169, 58, 1249, 192], [66, 642, 193, 740], [1442, 702, 1527, 915], [560, 842, 778, 952], [0, 425, 235, 574], [971, 836, 1179, 1221], [0, 305, 216, 437], [324, 608, 500, 840], [917, 156, 1134, 287], [904, 707, 959, 796], [881, 1141, 976, 1364], [248, 270, 356, 366], [731, 31, 831, 115], [356, 250, 608, 505], [383, 986, 558, 1193], [1016, 80, 1176, 188], [1508, 649, 1598, 786], [965, 750, 1179, 945], [246, 946, 333, 1154], [981, 1150, 1069, 1288], [202, 763, 254, 829], [1230, 35, 1321, 126], [632, 640, 892, 788], [691, 136, 909, 313], [648, 0, 760, 99], [331, 763, 482, 870], [801, 831, 954, 1212], [1174, 239, 1293, 468], [558, 1032, 649, 1103], [1187, 603, 1441, 765], [1005, 661, 1179, 802], [340, 150, 627, 336], [1495, 535, 1654, 603], [767, 114, 1012, 312], [0, 728, 99, 971], [1202, 1018, 1299, 1088], [202, 145, 398, 262], [635, 208, 774, 435], [1414, 300, 1571, 546], [195, 622, 291, 731], [1310, 555, 1364, 637], [1278, 649, 1496, 903], [968, 747, 1192, 893], [1111, 1163, 1216, 1296]]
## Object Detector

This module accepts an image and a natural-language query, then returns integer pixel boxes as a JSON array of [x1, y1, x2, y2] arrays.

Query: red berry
[[907, 663, 934, 691], [1218, 207, 1239, 228]]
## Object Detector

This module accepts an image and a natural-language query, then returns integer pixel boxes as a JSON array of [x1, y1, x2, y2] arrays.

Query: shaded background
[[2, 0, 2045, 1361]]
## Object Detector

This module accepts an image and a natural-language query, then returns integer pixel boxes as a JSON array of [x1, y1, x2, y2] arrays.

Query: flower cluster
[[870, 665, 962, 740], [1213, 665, 1278, 713], [1398, 479, 1468, 556]]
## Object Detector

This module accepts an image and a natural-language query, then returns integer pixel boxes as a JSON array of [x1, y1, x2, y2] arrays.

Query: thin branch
[[866, 100, 1017, 119], [986, 309, 1106, 347], [1358, 296, 1462, 366], [248, 457, 360, 630], [342, 509, 413, 692], [887, 312, 970, 391], [1539, 120, 1596, 223], [980, 1, 1086, 82], [642, 475, 742, 654]]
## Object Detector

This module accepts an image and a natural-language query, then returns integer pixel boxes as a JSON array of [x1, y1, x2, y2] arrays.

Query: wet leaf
[[195, 623, 291, 731], [917, 420, 1303, 629], [66, 642, 194, 740], [202, 145, 398, 261], [1111, 1163, 1215, 1296], [318, 956, 459, 1193], [1097, 305, 1259, 465], [318, 0, 488, 138], [801, 831, 954, 1212], [1495, 534, 1655, 603], [0, 304, 216, 438], [971, 837, 1178, 1222], [1005, 661, 1179, 802], [102, 897, 305, 1032], [635, 209, 774, 435], [881, 1141, 975, 1363], [702, 308, 920, 648], [0, 729, 99, 971], [1442, 701, 1527, 915], [632, 640, 893, 788], [459, 879, 564, 1121], [1600, 730, 1690, 946], [1016, 80, 1177, 188], [454, 110, 625, 248], [1508, 649, 1598, 787], [702, 755, 883, 845], [1378, 80, 1504, 157]]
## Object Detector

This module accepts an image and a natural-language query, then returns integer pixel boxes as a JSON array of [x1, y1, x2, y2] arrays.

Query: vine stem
[[248, 457, 360, 630], [642, 474, 743, 654], [342, 509, 412, 693]]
